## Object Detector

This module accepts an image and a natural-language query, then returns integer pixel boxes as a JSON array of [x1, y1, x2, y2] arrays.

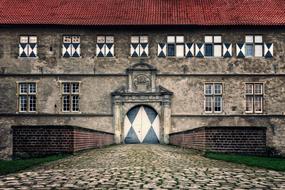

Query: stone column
[[162, 95, 172, 144], [151, 71, 156, 92], [113, 96, 122, 144], [128, 71, 133, 92]]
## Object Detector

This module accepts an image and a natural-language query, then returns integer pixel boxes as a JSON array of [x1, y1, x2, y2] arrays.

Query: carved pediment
[[111, 61, 173, 106], [112, 62, 173, 98], [111, 86, 127, 96], [158, 85, 173, 95], [133, 74, 151, 92], [126, 62, 157, 72], [126, 62, 157, 93]]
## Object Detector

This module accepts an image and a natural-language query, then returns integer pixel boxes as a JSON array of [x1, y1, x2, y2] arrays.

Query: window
[[245, 83, 263, 113], [130, 36, 148, 57], [204, 35, 222, 57], [62, 82, 80, 112], [18, 82, 37, 112], [62, 35, 80, 57], [167, 36, 184, 57], [245, 35, 263, 57], [204, 83, 223, 113], [96, 36, 114, 57], [19, 36, 37, 57]]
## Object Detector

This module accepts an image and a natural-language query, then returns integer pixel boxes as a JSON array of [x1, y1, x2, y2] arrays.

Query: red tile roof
[[0, 0, 284, 26]]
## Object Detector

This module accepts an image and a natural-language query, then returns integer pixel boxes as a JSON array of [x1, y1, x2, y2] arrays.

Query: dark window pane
[[72, 83, 79, 93], [20, 96, 27, 112], [72, 95, 79, 111], [246, 44, 254, 56], [205, 96, 212, 112], [205, 44, 213, 56], [63, 83, 70, 93], [167, 44, 175, 56], [214, 96, 222, 112], [29, 95, 37, 112], [20, 83, 28, 94], [246, 96, 253, 112], [63, 95, 70, 111]]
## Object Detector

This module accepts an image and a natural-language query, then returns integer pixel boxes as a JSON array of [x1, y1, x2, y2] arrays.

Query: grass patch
[[205, 152, 285, 171], [0, 154, 68, 175]]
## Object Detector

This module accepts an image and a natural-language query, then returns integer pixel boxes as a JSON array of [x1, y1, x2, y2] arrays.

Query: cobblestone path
[[1, 144, 285, 189]]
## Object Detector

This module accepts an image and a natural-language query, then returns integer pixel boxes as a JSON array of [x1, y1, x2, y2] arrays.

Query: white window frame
[[62, 35, 81, 57], [166, 35, 184, 57], [245, 35, 263, 57], [245, 83, 264, 114], [19, 35, 38, 58], [204, 83, 223, 113], [130, 35, 149, 57], [96, 35, 114, 57], [61, 82, 81, 113], [17, 82, 37, 113], [204, 35, 222, 57]]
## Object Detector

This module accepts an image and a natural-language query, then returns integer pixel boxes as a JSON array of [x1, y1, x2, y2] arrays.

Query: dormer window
[[96, 36, 114, 57], [245, 35, 263, 57], [19, 36, 37, 58], [204, 35, 222, 57], [167, 36, 184, 57], [62, 35, 80, 57], [130, 36, 149, 57]]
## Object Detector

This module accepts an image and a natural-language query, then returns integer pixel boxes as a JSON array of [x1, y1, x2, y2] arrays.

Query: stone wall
[[12, 125, 114, 158], [169, 127, 206, 150], [169, 127, 267, 155], [0, 25, 285, 158], [0, 26, 284, 75]]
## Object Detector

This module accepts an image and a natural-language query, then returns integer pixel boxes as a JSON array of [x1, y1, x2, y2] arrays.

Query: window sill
[[18, 57, 38, 60], [16, 111, 38, 114], [61, 56, 82, 59], [244, 56, 265, 58], [95, 56, 116, 59], [204, 111, 223, 114], [129, 56, 150, 59], [165, 56, 185, 59], [245, 111, 263, 114], [61, 111, 82, 114], [204, 56, 223, 58]]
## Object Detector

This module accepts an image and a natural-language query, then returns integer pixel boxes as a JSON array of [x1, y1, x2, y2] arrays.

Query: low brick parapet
[[169, 126, 267, 155], [12, 125, 114, 158]]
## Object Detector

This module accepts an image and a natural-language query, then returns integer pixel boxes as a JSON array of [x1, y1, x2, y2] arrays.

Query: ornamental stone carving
[[133, 74, 151, 91], [111, 62, 173, 144]]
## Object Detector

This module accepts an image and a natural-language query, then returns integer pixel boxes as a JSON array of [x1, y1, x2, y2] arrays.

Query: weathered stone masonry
[[0, 26, 285, 158]]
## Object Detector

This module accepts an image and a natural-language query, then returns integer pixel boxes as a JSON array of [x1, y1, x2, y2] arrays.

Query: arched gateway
[[124, 105, 160, 144], [111, 62, 173, 144]]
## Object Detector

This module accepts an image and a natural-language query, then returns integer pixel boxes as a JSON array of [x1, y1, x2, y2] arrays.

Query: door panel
[[124, 105, 159, 144]]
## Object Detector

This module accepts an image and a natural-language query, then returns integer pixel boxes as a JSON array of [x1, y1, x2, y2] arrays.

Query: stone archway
[[124, 105, 160, 144], [111, 62, 173, 144]]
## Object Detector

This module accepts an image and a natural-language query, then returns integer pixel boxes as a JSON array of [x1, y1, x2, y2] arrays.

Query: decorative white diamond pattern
[[152, 116, 160, 140], [124, 116, 132, 138], [140, 107, 152, 142], [124, 105, 160, 144]]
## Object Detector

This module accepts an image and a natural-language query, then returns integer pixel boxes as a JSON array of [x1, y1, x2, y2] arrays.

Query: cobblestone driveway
[[1, 144, 285, 189]]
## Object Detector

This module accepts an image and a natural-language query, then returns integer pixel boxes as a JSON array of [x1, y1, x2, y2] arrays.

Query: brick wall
[[170, 127, 206, 150], [73, 129, 114, 152], [169, 127, 267, 155], [12, 125, 114, 158]]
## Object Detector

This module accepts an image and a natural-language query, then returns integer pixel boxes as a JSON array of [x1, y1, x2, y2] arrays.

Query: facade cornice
[[1, 73, 285, 77]]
